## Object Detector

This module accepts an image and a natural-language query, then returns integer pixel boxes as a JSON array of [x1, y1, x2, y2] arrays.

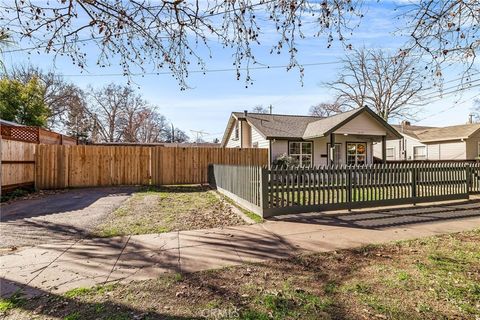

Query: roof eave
[[420, 137, 469, 143]]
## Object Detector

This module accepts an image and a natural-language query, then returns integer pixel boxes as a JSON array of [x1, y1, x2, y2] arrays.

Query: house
[[373, 121, 480, 161], [220, 106, 402, 166]]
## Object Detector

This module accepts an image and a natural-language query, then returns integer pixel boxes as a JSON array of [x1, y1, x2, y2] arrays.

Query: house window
[[413, 146, 426, 160], [289, 141, 312, 167], [233, 122, 239, 140], [386, 147, 395, 160], [478, 142, 480, 158], [327, 143, 341, 165], [347, 142, 367, 166]]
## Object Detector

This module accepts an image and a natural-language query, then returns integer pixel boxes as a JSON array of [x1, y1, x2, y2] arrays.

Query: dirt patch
[[95, 185, 246, 237], [2, 229, 479, 319]]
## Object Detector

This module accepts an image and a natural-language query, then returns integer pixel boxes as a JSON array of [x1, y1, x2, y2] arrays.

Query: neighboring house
[[373, 121, 480, 161], [220, 106, 402, 166]]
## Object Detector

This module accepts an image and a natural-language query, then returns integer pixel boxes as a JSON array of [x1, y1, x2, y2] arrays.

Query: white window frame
[[346, 142, 367, 166], [288, 141, 313, 167], [386, 147, 395, 160], [413, 146, 426, 160]]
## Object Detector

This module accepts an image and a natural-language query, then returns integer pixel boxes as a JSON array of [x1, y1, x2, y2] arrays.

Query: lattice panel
[[1, 125, 39, 142]]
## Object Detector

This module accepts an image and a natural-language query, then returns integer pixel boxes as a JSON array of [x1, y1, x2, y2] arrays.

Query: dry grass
[[2, 229, 479, 320], [95, 185, 246, 237]]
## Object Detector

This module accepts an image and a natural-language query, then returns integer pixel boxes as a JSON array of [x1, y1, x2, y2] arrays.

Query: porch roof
[[302, 107, 402, 140]]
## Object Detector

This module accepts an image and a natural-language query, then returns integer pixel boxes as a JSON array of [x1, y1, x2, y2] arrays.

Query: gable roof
[[392, 123, 480, 142], [302, 108, 365, 139], [233, 112, 321, 139], [221, 106, 402, 146], [391, 124, 437, 140], [415, 124, 480, 142]]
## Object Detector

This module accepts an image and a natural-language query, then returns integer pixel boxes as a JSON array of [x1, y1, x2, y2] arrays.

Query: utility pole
[[269, 104, 273, 114], [171, 123, 175, 142]]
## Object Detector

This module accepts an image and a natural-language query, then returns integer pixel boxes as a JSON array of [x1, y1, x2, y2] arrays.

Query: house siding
[[436, 141, 467, 160], [225, 119, 241, 148], [251, 125, 269, 148], [376, 134, 473, 160], [466, 131, 480, 160], [335, 112, 387, 136]]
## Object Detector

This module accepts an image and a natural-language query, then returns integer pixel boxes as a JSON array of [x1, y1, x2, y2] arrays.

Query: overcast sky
[[3, 0, 479, 141]]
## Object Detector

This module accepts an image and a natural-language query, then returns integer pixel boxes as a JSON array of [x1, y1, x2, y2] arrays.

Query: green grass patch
[[0, 291, 25, 312], [95, 185, 245, 237], [64, 284, 116, 299]]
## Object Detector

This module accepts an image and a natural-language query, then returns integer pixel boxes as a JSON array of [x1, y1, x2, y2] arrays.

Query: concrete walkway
[[1, 199, 479, 298]]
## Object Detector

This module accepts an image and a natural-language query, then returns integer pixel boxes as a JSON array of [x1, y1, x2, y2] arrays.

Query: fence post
[[207, 164, 215, 187], [411, 166, 417, 205], [466, 164, 471, 195], [260, 167, 269, 216], [347, 166, 352, 211]]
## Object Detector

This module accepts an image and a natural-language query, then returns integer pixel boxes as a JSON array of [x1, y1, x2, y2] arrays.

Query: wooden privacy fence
[[35, 145, 268, 189], [0, 139, 36, 192], [1, 125, 77, 145], [211, 163, 480, 217]]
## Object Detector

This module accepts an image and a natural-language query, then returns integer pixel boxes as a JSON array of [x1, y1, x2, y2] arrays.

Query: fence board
[[35, 145, 267, 189], [212, 162, 476, 218], [1, 139, 36, 191]]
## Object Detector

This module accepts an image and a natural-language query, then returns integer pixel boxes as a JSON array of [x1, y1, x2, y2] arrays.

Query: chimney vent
[[244, 110, 248, 117], [401, 120, 411, 127]]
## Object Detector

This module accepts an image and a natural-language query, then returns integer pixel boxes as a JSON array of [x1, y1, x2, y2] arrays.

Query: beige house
[[221, 106, 401, 166], [373, 121, 480, 161]]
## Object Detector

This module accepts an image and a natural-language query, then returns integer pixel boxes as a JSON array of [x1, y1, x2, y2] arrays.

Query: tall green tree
[[0, 77, 50, 126]]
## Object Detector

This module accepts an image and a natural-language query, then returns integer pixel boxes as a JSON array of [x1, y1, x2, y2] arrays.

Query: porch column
[[330, 133, 336, 165], [382, 135, 387, 163]]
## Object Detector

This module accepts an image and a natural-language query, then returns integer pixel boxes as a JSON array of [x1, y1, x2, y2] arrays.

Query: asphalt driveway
[[0, 187, 137, 249]]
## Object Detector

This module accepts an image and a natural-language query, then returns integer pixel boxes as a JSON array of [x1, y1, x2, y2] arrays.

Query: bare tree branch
[[327, 49, 424, 121]]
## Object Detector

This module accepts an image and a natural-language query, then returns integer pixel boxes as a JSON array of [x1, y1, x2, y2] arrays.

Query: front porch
[[271, 133, 388, 167]]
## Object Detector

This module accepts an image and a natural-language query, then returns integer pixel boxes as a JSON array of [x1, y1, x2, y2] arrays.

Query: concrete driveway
[[0, 187, 137, 249], [1, 197, 479, 298]]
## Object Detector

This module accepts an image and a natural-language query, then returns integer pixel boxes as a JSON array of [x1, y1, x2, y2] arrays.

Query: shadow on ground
[[268, 199, 480, 229], [0, 187, 137, 222]]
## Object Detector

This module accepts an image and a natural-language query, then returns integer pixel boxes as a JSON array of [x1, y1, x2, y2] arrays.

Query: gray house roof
[[391, 124, 437, 140], [407, 123, 480, 143], [221, 106, 402, 146], [232, 112, 321, 139]]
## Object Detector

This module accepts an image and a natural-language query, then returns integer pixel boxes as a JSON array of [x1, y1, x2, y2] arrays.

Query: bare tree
[[309, 102, 346, 118], [327, 49, 424, 121], [251, 105, 269, 114], [0, 1, 362, 87], [2, 1, 476, 88], [11, 65, 86, 130], [84, 83, 179, 143], [0, 29, 10, 73], [402, 1, 480, 74], [472, 98, 480, 122], [85, 83, 132, 142], [136, 109, 168, 143], [162, 127, 190, 143]]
